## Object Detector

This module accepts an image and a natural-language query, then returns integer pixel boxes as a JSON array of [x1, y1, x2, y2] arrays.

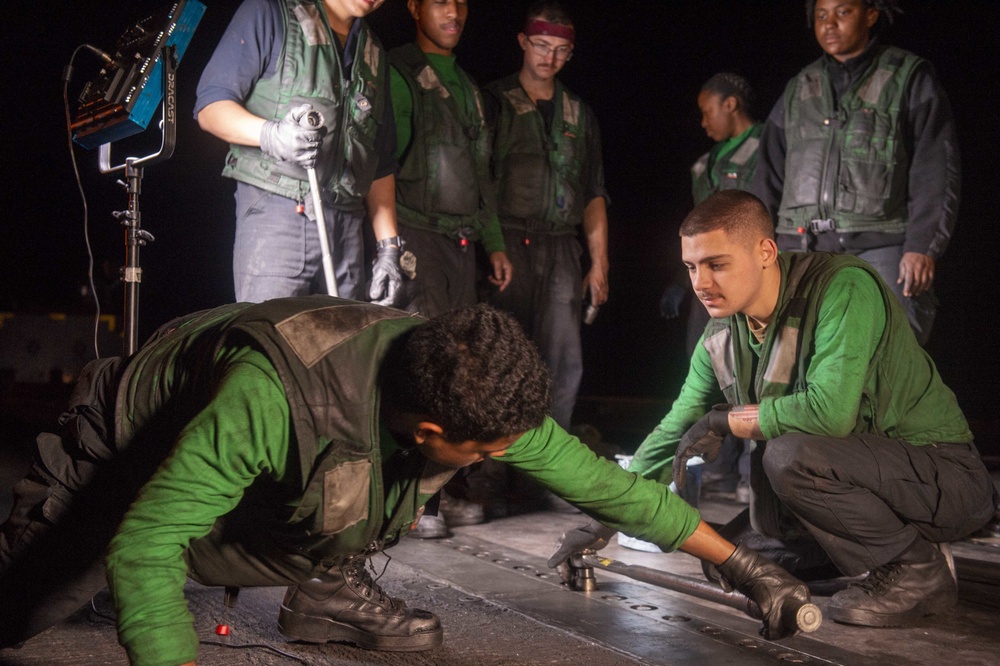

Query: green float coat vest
[[222, 0, 386, 210], [487, 74, 589, 234], [116, 298, 449, 563], [690, 124, 762, 205], [390, 44, 493, 238], [700, 253, 899, 416], [777, 46, 922, 234]]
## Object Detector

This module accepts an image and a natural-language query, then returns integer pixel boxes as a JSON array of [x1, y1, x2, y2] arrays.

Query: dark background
[[1, 1, 997, 450]]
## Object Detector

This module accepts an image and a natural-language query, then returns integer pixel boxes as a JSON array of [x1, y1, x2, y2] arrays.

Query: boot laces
[[858, 562, 904, 596], [345, 558, 401, 610]]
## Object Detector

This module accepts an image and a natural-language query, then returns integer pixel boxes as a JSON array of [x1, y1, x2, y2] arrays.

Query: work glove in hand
[[259, 104, 325, 168], [547, 519, 617, 584], [717, 542, 811, 640], [369, 238, 404, 306], [659, 281, 689, 319], [672, 404, 731, 489]]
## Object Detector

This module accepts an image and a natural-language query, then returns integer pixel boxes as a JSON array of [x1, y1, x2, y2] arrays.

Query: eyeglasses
[[525, 37, 573, 61]]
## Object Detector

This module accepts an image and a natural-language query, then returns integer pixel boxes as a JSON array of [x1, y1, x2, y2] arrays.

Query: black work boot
[[278, 559, 443, 651], [828, 540, 957, 627]]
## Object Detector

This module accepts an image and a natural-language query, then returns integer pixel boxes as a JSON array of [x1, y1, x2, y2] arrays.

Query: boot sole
[[278, 606, 443, 652], [828, 590, 957, 628]]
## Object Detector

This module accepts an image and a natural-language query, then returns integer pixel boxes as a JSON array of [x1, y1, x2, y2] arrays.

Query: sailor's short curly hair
[[388, 304, 552, 443], [806, 0, 903, 30]]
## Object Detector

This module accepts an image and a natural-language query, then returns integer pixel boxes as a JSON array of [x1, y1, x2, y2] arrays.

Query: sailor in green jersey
[[389, 0, 512, 318], [691, 73, 762, 207], [568, 190, 994, 630], [0, 299, 813, 663], [663, 72, 763, 357], [472, 1, 610, 520], [484, 1, 610, 432]]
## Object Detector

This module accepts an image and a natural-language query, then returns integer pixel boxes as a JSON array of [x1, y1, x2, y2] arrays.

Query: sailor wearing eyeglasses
[[475, 0, 610, 515]]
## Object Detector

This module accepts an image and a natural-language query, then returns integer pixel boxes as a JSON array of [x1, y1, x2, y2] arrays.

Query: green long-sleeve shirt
[[107, 348, 700, 665], [630, 264, 972, 485], [107, 348, 293, 665]]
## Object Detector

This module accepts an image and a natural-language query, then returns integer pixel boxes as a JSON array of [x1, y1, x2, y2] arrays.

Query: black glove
[[659, 281, 689, 319], [259, 104, 326, 168], [717, 542, 812, 640], [672, 404, 731, 489], [547, 519, 617, 583], [369, 236, 405, 306]]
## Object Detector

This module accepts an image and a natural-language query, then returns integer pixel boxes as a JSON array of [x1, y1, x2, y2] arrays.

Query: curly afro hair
[[385, 304, 552, 442]]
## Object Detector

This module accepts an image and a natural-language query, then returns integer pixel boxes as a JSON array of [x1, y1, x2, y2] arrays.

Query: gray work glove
[[259, 104, 325, 169], [672, 404, 732, 489], [369, 237, 405, 306], [547, 519, 617, 584], [717, 542, 812, 640]]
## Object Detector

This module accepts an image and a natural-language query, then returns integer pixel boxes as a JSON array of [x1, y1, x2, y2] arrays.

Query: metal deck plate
[[392, 533, 872, 665]]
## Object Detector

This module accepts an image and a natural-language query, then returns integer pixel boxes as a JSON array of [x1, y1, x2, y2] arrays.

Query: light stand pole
[[98, 45, 177, 356]]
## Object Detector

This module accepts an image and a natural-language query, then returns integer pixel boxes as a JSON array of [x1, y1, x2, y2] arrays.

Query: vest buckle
[[808, 218, 836, 234]]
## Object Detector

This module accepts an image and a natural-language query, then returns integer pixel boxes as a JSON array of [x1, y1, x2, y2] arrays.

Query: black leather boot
[[278, 558, 443, 651], [828, 540, 957, 627]]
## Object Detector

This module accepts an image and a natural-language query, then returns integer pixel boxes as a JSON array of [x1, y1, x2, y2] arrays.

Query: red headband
[[524, 20, 575, 43]]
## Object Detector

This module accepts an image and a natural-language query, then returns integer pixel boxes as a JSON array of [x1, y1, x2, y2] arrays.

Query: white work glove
[[259, 104, 325, 169]]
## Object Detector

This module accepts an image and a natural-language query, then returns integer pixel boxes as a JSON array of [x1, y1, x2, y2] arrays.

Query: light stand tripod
[[98, 45, 177, 357]]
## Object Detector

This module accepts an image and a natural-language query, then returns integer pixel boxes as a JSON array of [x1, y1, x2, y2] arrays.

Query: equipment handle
[[298, 109, 337, 297], [578, 552, 822, 634]]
